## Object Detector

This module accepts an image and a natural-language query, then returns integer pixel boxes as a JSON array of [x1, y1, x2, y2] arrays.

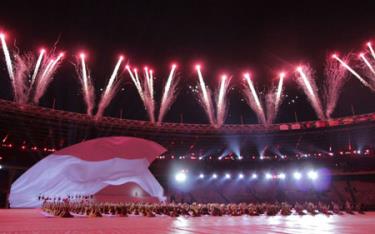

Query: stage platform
[[1, 209, 375, 233]]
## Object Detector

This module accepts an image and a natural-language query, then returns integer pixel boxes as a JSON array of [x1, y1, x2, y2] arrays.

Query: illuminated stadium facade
[[0, 98, 374, 209], [0, 98, 373, 156]]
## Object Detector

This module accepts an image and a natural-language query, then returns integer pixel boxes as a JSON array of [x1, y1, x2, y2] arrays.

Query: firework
[[216, 74, 231, 127], [77, 53, 95, 116], [323, 54, 349, 118], [126, 66, 144, 101], [126, 65, 156, 123], [0, 33, 25, 102], [30, 49, 45, 89], [359, 44, 375, 88], [33, 52, 64, 104], [266, 72, 285, 124], [0, 33, 15, 82], [95, 56, 124, 118], [295, 65, 325, 120], [367, 42, 375, 60], [243, 73, 266, 124], [143, 67, 155, 123], [332, 54, 372, 90], [359, 53, 375, 76], [195, 65, 216, 125], [157, 64, 178, 124], [13, 53, 34, 104]]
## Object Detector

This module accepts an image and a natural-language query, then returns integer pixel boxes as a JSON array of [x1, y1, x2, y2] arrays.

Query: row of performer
[[41, 200, 365, 218]]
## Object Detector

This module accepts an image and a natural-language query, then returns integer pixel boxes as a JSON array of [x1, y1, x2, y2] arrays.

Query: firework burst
[[323, 54, 349, 118], [157, 64, 179, 124], [95, 56, 124, 118], [75, 53, 95, 116], [295, 65, 325, 120], [195, 65, 216, 126], [243, 73, 266, 124], [216, 74, 231, 127], [266, 72, 285, 124]]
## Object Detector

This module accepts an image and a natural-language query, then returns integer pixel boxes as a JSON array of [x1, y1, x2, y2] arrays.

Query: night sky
[[0, 0, 375, 124]]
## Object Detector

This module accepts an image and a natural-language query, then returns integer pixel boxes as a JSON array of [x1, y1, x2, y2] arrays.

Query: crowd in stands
[[41, 198, 365, 218]]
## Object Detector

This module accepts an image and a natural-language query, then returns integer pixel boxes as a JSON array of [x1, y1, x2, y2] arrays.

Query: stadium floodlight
[[225, 173, 231, 179], [293, 171, 302, 180], [199, 173, 205, 179], [307, 170, 318, 180], [175, 172, 187, 183], [212, 173, 218, 179], [278, 173, 286, 180], [265, 173, 272, 180], [251, 173, 258, 179], [238, 173, 244, 179]]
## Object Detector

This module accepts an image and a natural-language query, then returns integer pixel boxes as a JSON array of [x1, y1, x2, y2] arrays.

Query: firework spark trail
[[143, 67, 155, 123], [332, 54, 373, 90], [0, 34, 15, 81], [359, 53, 375, 75], [0, 33, 18, 100], [30, 49, 45, 89], [144, 67, 154, 99], [367, 42, 375, 60], [324, 55, 349, 118], [33, 52, 64, 104], [243, 73, 266, 124], [158, 64, 178, 124], [196, 65, 216, 125], [360, 43, 375, 88], [295, 65, 325, 120], [126, 66, 155, 123], [275, 72, 285, 108], [78, 53, 94, 116], [13, 53, 34, 104], [126, 66, 144, 101], [95, 56, 124, 118], [266, 72, 285, 124], [216, 74, 230, 127]]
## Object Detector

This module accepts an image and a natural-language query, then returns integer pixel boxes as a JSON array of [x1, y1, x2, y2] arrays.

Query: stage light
[[278, 173, 286, 180], [251, 173, 258, 179], [238, 173, 244, 179], [293, 172, 302, 180], [175, 172, 187, 183], [212, 173, 218, 179], [265, 173, 272, 180], [0, 165, 2, 170], [307, 170, 318, 180], [199, 173, 205, 179], [225, 173, 231, 179]]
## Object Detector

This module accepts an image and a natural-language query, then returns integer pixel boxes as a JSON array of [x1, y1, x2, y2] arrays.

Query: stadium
[[1, 1, 375, 233]]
